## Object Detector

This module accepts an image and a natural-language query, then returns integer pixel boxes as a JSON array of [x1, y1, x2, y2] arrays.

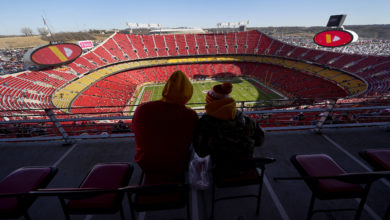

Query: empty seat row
[[275, 149, 390, 220], [0, 163, 188, 220]]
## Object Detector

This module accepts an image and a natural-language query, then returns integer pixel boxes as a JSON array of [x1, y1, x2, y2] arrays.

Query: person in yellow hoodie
[[193, 82, 265, 170], [132, 71, 198, 175]]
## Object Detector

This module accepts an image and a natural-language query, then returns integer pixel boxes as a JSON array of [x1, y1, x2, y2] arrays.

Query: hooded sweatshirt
[[133, 71, 198, 174]]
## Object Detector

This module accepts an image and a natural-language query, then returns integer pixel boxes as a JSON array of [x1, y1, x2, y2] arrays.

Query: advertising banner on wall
[[78, 40, 94, 49]]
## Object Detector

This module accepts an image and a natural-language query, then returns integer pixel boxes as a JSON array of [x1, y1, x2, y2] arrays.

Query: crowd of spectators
[[275, 35, 390, 56], [0, 48, 28, 75]]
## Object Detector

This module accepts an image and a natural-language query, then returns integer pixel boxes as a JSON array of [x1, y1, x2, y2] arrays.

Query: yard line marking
[[322, 134, 372, 171], [191, 187, 199, 220], [355, 199, 382, 220], [83, 215, 93, 220], [137, 212, 145, 220], [322, 134, 384, 220], [52, 143, 77, 167], [262, 172, 290, 220], [322, 134, 390, 188]]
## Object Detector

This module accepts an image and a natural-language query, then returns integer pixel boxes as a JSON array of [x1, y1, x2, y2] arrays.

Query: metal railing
[[1, 97, 389, 144]]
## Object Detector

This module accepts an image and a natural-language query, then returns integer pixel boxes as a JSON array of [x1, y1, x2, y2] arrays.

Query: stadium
[[1, 25, 390, 219], [1, 30, 389, 135]]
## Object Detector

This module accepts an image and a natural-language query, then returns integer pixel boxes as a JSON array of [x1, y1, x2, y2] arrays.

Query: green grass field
[[135, 77, 284, 109]]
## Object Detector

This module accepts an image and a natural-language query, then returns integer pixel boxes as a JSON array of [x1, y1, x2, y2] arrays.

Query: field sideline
[[133, 77, 285, 110]]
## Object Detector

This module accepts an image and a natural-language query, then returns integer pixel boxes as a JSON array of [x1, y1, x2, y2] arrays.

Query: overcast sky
[[1, 0, 389, 36]]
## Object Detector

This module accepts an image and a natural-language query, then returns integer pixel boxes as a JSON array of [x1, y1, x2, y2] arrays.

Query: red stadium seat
[[57, 163, 133, 220], [289, 154, 389, 220], [0, 167, 57, 220]]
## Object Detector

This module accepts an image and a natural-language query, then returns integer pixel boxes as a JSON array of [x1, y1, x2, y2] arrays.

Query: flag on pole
[[42, 16, 52, 37]]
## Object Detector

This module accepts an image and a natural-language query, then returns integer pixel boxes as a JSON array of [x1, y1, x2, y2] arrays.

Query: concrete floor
[[0, 127, 389, 220]]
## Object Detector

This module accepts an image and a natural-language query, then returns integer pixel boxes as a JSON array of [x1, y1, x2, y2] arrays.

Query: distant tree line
[[119, 28, 152, 35], [20, 27, 33, 36], [18, 27, 112, 42], [40, 32, 97, 42]]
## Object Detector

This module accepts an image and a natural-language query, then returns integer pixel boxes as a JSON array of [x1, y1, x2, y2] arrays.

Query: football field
[[135, 77, 284, 108]]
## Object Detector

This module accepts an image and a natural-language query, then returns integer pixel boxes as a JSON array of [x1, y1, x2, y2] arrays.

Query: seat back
[[291, 154, 363, 199], [66, 163, 133, 213], [359, 149, 390, 220], [211, 157, 275, 219], [359, 149, 390, 171], [0, 166, 57, 218], [132, 172, 188, 211], [290, 154, 381, 220]]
